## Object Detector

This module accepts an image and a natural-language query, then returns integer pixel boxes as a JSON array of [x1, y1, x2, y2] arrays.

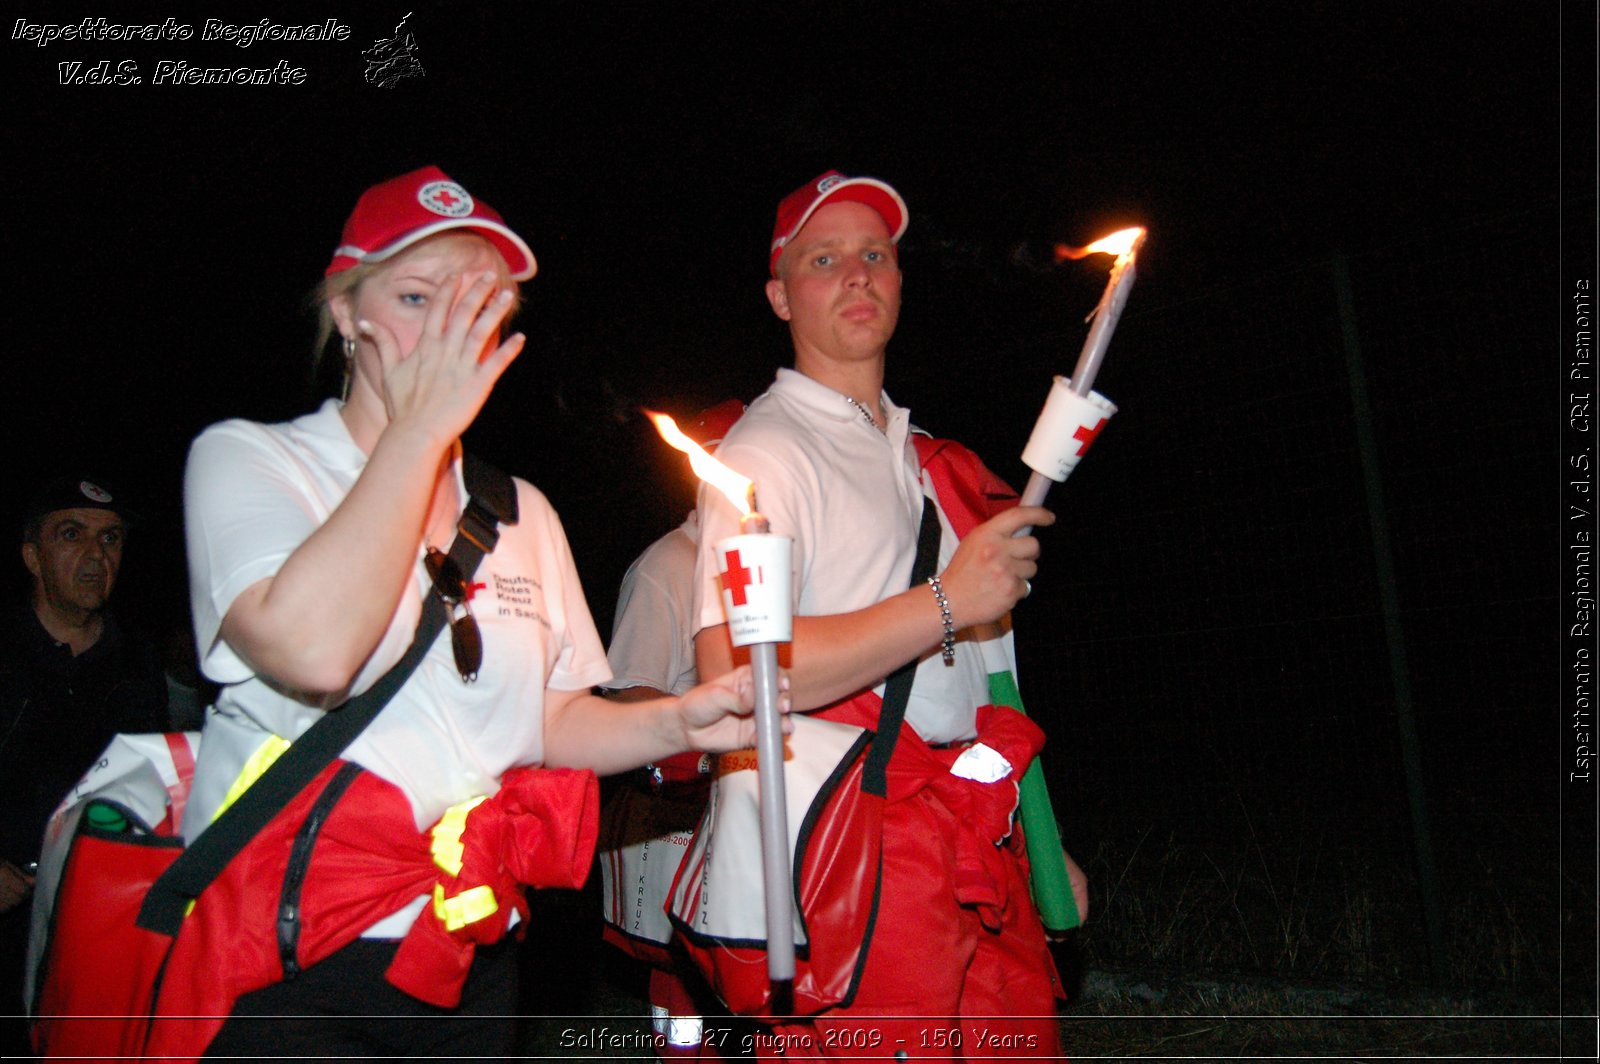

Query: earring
[[340, 335, 356, 402]]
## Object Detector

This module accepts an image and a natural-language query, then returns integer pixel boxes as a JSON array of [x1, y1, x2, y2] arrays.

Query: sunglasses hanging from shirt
[[420, 455, 518, 685], [425, 548, 483, 682]]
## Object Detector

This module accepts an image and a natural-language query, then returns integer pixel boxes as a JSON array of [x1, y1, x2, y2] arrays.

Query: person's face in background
[[23, 508, 125, 619]]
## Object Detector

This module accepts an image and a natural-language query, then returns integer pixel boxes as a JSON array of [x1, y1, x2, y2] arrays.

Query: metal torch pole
[[739, 511, 795, 1003], [750, 639, 794, 988]]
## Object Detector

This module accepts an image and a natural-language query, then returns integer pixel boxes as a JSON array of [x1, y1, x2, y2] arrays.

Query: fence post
[[1331, 252, 1446, 984]]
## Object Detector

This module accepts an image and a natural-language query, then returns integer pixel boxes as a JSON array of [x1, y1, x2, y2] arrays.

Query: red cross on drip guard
[[1073, 417, 1108, 456], [720, 549, 760, 606]]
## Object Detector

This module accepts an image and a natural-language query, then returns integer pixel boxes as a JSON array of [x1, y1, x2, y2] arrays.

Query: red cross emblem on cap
[[720, 549, 760, 606], [1073, 417, 1108, 456], [417, 180, 473, 218]]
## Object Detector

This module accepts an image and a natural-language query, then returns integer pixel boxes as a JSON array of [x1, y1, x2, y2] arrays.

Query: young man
[[693, 172, 1062, 1056]]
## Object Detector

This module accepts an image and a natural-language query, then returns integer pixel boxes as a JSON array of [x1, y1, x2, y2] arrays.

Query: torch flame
[[648, 410, 753, 516], [1054, 226, 1146, 263]]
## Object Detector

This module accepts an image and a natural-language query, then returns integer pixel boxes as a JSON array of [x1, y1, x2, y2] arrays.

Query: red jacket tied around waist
[[144, 763, 597, 1061]]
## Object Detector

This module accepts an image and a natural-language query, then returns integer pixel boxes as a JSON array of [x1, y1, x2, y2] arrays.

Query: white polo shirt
[[182, 400, 612, 841], [602, 515, 700, 698], [693, 369, 996, 745]]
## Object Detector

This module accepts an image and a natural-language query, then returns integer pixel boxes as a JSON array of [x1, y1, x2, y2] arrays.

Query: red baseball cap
[[326, 165, 536, 280], [768, 170, 909, 277]]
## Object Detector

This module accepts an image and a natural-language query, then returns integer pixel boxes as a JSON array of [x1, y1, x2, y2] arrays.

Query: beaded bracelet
[[927, 575, 956, 665]]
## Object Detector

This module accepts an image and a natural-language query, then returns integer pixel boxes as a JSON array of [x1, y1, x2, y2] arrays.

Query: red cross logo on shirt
[[1073, 417, 1108, 456], [464, 580, 486, 603], [720, 549, 759, 606]]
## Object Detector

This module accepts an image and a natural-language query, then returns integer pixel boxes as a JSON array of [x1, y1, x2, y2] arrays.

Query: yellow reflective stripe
[[212, 735, 292, 821], [431, 883, 499, 931], [428, 795, 497, 930], [428, 794, 488, 875]]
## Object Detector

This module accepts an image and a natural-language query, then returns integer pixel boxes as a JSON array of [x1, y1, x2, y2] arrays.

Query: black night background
[[4, 1, 1595, 1057]]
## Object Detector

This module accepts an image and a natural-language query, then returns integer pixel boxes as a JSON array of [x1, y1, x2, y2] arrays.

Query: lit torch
[[648, 411, 796, 989], [1001, 227, 1144, 934], [1021, 226, 1146, 509]]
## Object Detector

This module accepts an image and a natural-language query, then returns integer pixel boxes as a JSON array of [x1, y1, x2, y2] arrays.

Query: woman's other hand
[[678, 664, 792, 753]]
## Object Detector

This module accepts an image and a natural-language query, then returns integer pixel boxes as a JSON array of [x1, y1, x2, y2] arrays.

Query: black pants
[[204, 938, 518, 1061], [1, 905, 35, 1059]]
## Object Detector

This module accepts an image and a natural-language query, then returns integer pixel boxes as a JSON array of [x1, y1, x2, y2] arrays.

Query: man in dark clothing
[[0, 477, 168, 1054]]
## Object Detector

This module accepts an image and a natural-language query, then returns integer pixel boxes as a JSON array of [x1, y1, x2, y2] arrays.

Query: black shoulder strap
[[460, 452, 519, 547], [861, 497, 943, 796], [137, 456, 516, 936]]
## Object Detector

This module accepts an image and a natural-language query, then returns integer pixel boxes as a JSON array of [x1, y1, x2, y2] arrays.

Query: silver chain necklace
[[843, 395, 885, 434]]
